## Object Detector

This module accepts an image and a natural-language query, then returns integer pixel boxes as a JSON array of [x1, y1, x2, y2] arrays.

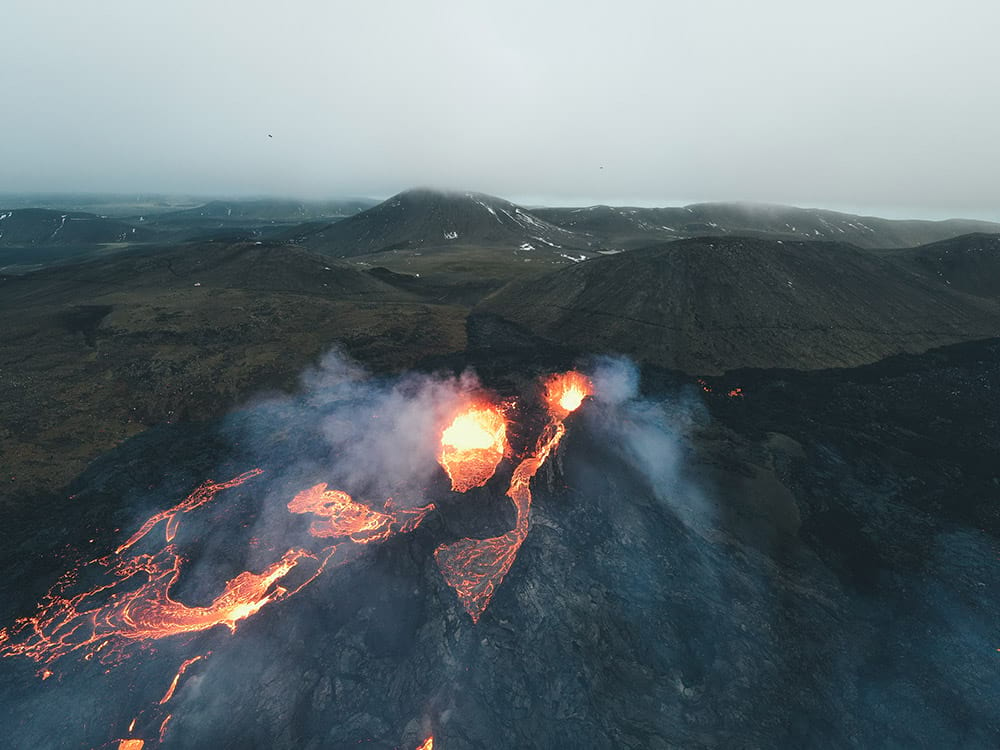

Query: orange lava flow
[[438, 403, 508, 492], [116, 469, 263, 554], [1, 465, 438, 668], [159, 714, 173, 743], [435, 372, 591, 622], [118, 741, 144, 750], [417, 737, 434, 750], [0, 543, 334, 665], [159, 654, 207, 704], [288, 484, 434, 543]]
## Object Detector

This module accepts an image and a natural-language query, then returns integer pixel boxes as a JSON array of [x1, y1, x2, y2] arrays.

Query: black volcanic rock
[[287, 188, 590, 258], [478, 236, 1000, 373]]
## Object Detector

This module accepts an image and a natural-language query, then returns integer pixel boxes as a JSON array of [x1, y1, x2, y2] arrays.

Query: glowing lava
[[159, 654, 207, 704], [116, 469, 263, 554], [159, 715, 173, 743], [438, 403, 508, 492], [118, 740, 144, 750], [435, 371, 591, 622], [288, 484, 435, 543], [417, 737, 434, 750], [0, 542, 333, 665], [544, 370, 591, 416], [0, 468, 435, 667]]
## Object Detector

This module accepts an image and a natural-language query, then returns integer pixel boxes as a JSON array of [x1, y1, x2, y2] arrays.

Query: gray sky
[[3, 0, 999, 219]]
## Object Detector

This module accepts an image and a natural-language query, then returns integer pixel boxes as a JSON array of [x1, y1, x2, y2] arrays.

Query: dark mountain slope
[[884, 233, 1000, 297], [0, 209, 160, 272], [478, 236, 1000, 373], [287, 188, 591, 258], [0, 240, 408, 305]]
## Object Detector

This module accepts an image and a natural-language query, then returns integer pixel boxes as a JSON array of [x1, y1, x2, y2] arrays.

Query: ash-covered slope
[[535, 202, 1000, 250], [885, 233, 1000, 297], [478, 236, 1000, 373], [288, 188, 590, 258]]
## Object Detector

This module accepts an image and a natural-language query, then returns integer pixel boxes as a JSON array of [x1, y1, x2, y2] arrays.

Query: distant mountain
[[534, 202, 1000, 250], [0, 240, 409, 302], [885, 233, 1000, 298], [286, 188, 593, 259], [0, 209, 155, 246], [147, 198, 376, 226], [477, 236, 1000, 373], [0, 209, 159, 272]]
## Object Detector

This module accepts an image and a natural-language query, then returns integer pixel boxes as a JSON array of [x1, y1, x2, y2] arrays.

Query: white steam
[[230, 349, 483, 504], [586, 356, 712, 532]]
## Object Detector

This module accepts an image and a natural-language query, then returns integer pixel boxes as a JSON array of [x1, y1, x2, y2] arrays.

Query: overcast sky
[[3, 1, 999, 219]]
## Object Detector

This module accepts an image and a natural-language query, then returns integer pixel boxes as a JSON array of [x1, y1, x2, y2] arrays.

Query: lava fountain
[[437, 402, 508, 493], [544, 370, 592, 417]]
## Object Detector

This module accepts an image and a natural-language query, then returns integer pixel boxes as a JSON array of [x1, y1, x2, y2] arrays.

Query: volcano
[[2, 191, 1000, 749], [2, 340, 998, 749], [285, 188, 592, 259], [477, 235, 1000, 373]]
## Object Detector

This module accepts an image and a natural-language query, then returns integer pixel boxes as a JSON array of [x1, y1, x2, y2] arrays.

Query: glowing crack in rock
[[159, 654, 208, 704]]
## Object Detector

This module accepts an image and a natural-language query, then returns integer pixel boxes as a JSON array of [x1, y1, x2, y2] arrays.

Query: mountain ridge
[[477, 235, 1000, 373]]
